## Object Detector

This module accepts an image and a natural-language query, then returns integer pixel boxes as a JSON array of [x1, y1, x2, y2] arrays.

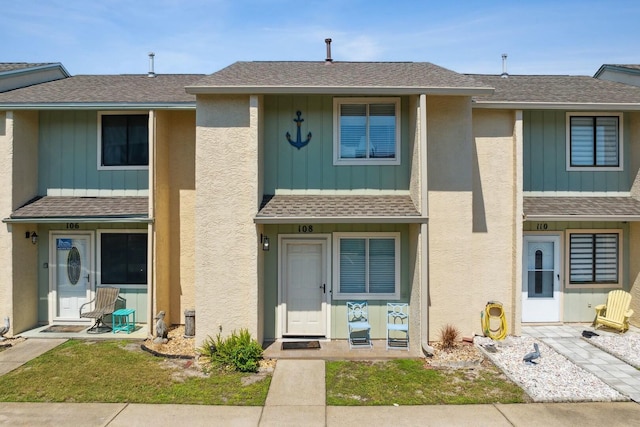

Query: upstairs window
[[334, 98, 400, 165], [567, 113, 622, 170], [568, 231, 621, 286], [99, 112, 149, 169]]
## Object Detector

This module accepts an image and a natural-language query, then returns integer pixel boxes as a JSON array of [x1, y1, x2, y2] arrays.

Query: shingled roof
[[255, 195, 425, 223], [187, 61, 493, 95], [0, 74, 203, 106], [469, 74, 640, 106], [0, 63, 61, 73], [9, 196, 149, 221], [523, 197, 640, 221]]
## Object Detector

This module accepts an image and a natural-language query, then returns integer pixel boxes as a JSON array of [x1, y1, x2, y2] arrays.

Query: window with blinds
[[334, 98, 400, 165], [334, 233, 400, 299], [569, 232, 619, 285], [568, 114, 621, 169]]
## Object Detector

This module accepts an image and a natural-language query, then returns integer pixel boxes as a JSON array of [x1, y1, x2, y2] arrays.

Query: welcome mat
[[40, 325, 87, 333], [281, 341, 320, 350]]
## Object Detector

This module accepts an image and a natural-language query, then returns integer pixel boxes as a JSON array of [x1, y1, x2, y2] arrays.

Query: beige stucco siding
[[628, 112, 640, 326], [0, 111, 40, 334], [428, 99, 518, 339], [154, 110, 196, 326], [194, 95, 260, 346], [629, 222, 640, 326], [471, 109, 519, 336]]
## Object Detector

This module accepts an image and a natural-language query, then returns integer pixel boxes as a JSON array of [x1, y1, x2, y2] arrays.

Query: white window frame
[[333, 97, 401, 166], [565, 229, 623, 289], [332, 232, 401, 300], [96, 229, 148, 289], [566, 112, 623, 172], [97, 111, 150, 171]]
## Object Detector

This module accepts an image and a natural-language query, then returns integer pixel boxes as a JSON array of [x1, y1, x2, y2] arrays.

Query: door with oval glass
[[53, 233, 93, 321], [522, 235, 561, 322]]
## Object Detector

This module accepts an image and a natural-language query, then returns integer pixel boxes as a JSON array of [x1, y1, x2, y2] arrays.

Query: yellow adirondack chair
[[593, 290, 634, 333]]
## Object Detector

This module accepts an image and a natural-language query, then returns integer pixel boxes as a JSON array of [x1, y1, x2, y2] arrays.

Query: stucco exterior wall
[[0, 111, 40, 333], [0, 112, 13, 327], [471, 109, 519, 336], [629, 222, 640, 327], [194, 95, 260, 346], [427, 98, 518, 339], [153, 110, 196, 326], [427, 96, 473, 339], [628, 112, 640, 326]]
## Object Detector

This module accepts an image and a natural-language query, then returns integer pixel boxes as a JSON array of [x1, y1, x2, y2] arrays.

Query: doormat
[[40, 325, 87, 333], [281, 341, 320, 350]]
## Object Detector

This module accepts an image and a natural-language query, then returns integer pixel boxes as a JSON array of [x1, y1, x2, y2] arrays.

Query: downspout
[[147, 110, 156, 331], [419, 94, 430, 352]]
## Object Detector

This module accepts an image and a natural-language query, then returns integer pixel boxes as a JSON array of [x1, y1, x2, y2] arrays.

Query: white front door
[[522, 235, 561, 322], [282, 239, 327, 336], [53, 234, 93, 321]]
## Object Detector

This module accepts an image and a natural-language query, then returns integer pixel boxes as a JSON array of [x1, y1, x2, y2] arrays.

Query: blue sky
[[2, 0, 639, 76]]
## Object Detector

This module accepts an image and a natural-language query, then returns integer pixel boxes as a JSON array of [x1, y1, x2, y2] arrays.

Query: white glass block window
[[334, 98, 400, 165], [569, 232, 620, 285], [567, 113, 622, 170], [334, 233, 400, 299]]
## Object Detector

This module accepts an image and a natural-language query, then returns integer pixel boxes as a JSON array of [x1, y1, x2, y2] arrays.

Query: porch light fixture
[[30, 232, 38, 245], [260, 234, 270, 251]]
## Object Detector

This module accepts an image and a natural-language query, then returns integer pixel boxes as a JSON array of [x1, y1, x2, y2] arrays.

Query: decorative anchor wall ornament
[[286, 110, 312, 149]]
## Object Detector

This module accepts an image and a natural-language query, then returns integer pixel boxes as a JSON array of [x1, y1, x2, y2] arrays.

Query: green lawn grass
[[0, 340, 270, 405], [326, 359, 527, 405]]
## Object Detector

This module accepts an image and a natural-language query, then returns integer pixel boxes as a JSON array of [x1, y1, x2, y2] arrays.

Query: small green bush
[[199, 329, 263, 372]]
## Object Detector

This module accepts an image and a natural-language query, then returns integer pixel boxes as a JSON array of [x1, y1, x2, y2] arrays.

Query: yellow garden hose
[[481, 301, 508, 340]]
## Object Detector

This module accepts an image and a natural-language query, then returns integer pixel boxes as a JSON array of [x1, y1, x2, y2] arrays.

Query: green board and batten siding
[[39, 111, 148, 194], [524, 221, 629, 321], [36, 223, 149, 324], [523, 111, 631, 192], [262, 95, 411, 193], [261, 223, 413, 341]]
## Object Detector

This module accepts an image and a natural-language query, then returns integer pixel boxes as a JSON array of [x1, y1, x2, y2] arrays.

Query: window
[[333, 98, 400, 165], [100, 232, 147, 285], [568, 231, 621, 286], [333, 233, 400, 299], [99, 112, 149, 168], [567, 113, 622, 170]]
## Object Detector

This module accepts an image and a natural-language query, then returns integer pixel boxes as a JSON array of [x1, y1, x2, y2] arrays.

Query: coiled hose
[[481, 301, 507, 340]]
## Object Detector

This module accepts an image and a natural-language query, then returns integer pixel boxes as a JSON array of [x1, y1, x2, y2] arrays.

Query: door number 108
[[298, 225, 313, 233]]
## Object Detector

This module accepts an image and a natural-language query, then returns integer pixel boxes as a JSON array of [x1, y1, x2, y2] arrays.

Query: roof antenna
[[501, 53, 508, 78], [325, 38, 333, 63], [148, 52, 156, 78]]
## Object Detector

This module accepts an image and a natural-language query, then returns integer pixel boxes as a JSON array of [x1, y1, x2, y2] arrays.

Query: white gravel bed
[[475, 335, 627, 402], [587, 332, 640, 368]]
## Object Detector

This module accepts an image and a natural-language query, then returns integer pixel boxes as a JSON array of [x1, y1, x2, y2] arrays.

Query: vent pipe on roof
[[148, 52, 156, 78], [501, 53, 508, 78], [325, 38, 333, 63]]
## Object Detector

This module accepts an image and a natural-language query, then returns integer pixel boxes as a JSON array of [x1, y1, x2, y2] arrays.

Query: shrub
[[440, 324, 460, 350], [199, 329, 263, 372]]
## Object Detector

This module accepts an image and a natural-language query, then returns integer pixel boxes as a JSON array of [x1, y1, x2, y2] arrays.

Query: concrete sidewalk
[[1, 400, 640, 426], [2, 337, 640, 426]]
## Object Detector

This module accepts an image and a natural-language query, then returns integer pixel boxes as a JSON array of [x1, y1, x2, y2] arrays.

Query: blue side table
[[112, 308, 136, 334]]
